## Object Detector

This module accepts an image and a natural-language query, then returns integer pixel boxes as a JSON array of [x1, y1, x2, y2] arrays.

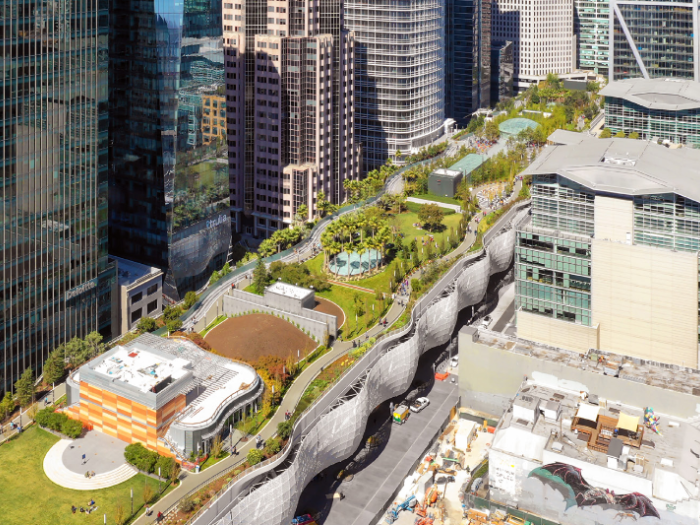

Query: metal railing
[[183, 200, 530, 525]]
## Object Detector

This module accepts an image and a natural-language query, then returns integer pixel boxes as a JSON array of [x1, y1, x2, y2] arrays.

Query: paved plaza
[[44, 431, 137, 490], [62, 430, 129, 474]]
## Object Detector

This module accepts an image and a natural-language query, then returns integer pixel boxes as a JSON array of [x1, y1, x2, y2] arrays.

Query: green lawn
[[389, 210, 463, 262], [413, 193, 463, 206], [316, 284, 386, 339], [199, 451, 230, 471], [306, 253, 395, 296], [0, 426, 169, 525]]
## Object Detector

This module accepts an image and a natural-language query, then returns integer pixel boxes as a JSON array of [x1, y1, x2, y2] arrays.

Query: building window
[[147, 300, 158, 314], [131, 308, 142, 324], [147, 283, 158, 295], [131, 292, 143, 304]]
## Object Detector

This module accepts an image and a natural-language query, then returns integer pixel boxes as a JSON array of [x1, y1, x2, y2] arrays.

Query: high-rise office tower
[[610, 0, 699, 81], [109, 0, 232, 302], [516, 137, 700, 368], [1, 0, 115, 392], [493, 0, 575, 90], [446, 0, 491, 126], [345, 0, 445, 168], [574, 0, 609, 76], [224, 0, 360, 238], [491, 40, 514, 104]]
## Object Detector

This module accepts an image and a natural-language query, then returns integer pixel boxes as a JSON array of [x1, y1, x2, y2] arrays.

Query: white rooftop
[[177, 360, 257, 426], [266, 281, 314, 300], [111, 255, 162, 287], [600, 78, 700, 111], [93, 346, 191, 393]]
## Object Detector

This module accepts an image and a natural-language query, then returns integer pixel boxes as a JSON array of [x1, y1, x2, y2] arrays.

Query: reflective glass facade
[[1, 0, 114, 392], [605, 97, 700, 147], [490, 40, 513, 105], [574, 0, 609, 76], [516, 174, 594, 327], [515, 231, 593, 326], [446, 0, 491, 127], [611, 0, 698, 81], [109, 0, 231, 302]]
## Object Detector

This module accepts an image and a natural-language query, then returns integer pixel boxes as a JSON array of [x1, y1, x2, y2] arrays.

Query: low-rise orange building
[[66, 334, 262, 460]]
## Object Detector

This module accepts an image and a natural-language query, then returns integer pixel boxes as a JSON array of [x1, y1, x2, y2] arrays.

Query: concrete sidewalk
[[0, 382, 66, 446]]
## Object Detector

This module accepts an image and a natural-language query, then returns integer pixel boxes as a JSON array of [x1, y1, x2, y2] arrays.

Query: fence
[[164, 150, 457, 336], [463, 494, 562, 525]]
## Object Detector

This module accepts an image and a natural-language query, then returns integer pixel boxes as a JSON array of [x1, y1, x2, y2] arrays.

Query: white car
[[410, 397, 430, 413], [450, 356, 459, 368]]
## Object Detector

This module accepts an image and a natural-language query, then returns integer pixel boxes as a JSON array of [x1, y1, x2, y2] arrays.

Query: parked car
[[410, 397, 430, 413], [480, 315, 491, 328], [450, 356, 459, 368]]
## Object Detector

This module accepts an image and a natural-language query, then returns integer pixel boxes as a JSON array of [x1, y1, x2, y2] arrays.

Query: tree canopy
[[418, 203, 445, 232]]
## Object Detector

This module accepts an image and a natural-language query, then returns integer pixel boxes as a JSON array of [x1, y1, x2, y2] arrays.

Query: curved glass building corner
[[109, 0, 230, 302], [345, 0, 446, 169]]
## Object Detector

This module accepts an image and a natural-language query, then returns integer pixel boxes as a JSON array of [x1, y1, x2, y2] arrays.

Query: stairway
[[43, 439, 138, 490]]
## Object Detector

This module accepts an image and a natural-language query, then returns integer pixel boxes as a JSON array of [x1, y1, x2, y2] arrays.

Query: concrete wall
[[458, 331, 700, 419], [230, 289, 336, 333], [594, 195, 633, 243], [119, 272, 163, 335], [222, 294, 334, 342], [263, 288, 315, 313], [592, 239, 698, 367], [517, 310, 599, 354]]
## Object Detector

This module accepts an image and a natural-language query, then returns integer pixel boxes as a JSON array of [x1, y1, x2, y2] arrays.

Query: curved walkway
[[134, 178, 524, 524], [44, 439, 138, 490]]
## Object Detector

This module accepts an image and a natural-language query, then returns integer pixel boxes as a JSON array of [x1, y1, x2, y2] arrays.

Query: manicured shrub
[[124, 442, 159, 473], [156, 455, 175, 478], [35, 407, 83, 438], [61, 418, 84, 439], [277, 420, 293, 440], [247, 448, 264, 466]]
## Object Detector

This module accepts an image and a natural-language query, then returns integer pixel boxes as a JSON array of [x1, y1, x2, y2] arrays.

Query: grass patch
[[199, 451, 230, 471], [405, 201, 455, 215], [389, 210, 463, 262], [0, 426, 171, 525], [413, 193, 462, 206], [316, 285, 387, 340], [200, 315, 228, 337]]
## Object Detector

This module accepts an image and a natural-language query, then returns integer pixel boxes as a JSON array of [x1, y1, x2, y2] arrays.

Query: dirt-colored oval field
[[313, 297, 345, 328], [204, 314, 318, 363]]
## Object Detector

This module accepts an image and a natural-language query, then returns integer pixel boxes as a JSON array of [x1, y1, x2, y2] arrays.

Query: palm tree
[[328, 241, 342, 276], [356, 240, 368, 275]]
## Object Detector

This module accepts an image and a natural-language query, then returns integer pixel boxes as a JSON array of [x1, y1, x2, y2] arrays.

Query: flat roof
[[93, 346, 191, 393], [499, 117, 539, 136], [431, 168, 462, 178], [111, 255, 161, 287], [475, 327, 700, 399], [132, 334, 258, 426], [266, 281, 314, 300], [547, 129, 588, 146], [525, 137, 700, 204], [600, 78, 700, 111], [493, 383, 699, 495], [449, 153, 487, 175]]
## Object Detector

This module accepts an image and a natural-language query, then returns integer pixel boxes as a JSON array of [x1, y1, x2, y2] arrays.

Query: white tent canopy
[[576, 403, 600, 423]]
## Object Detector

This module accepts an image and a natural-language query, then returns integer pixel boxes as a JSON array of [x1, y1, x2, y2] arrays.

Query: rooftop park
[[0, 426, 172, 525]]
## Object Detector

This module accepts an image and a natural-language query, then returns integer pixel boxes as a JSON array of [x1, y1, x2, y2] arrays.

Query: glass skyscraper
[[574, 0, 609, 76], [345, 0, 446, 168], [446, 0, 491, 127], [610, 0, 699, 81], [109, 0, 231, 302], [1, 0, 115, 392]]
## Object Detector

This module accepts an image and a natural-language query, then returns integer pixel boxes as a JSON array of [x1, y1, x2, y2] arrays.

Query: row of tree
[[320, 210, 392, 276]]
